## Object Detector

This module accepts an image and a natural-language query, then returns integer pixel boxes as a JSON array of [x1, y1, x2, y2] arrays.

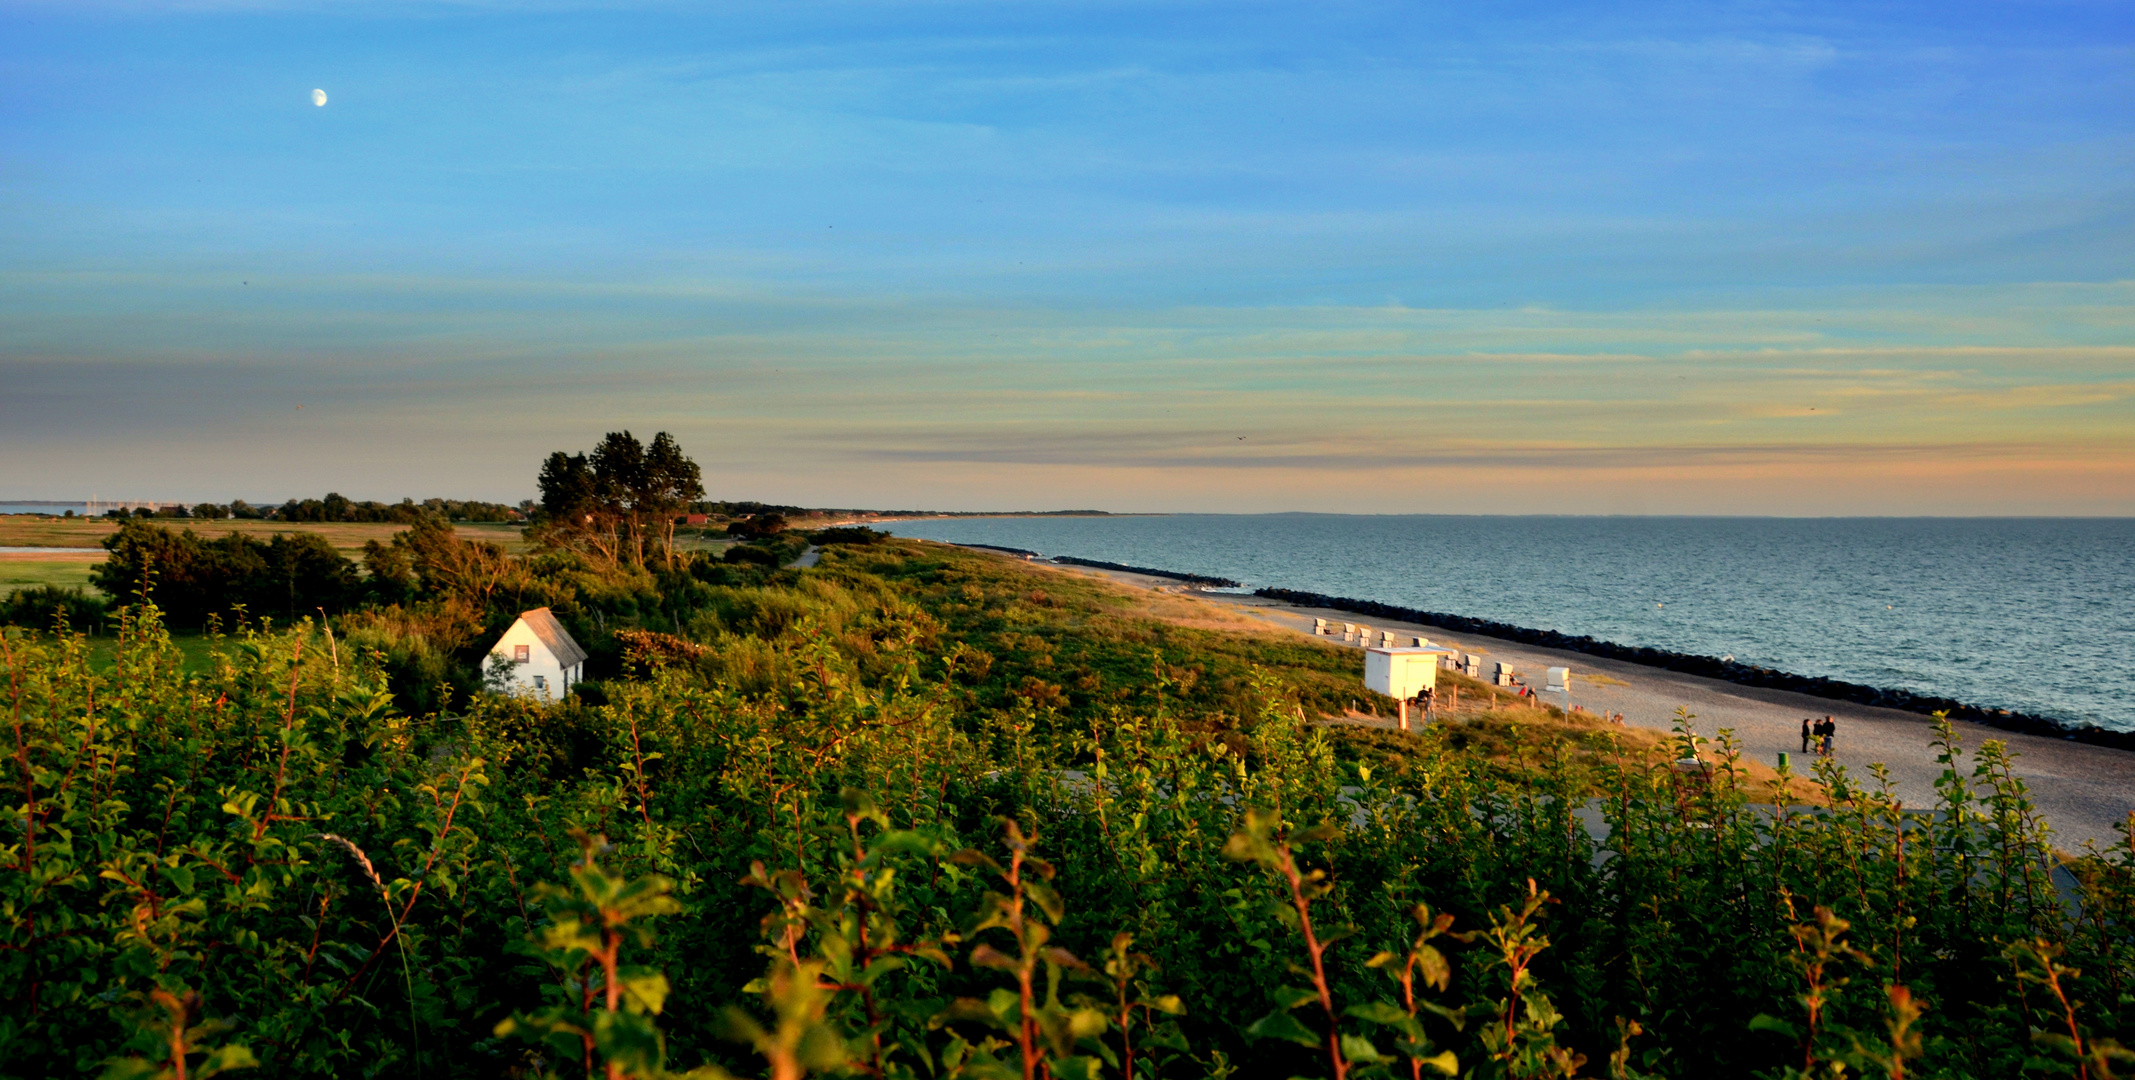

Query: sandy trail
[[1031, 559, 2135, 851]]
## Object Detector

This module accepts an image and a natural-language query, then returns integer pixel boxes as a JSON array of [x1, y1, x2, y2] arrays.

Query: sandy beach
[[1025, 557, 2135, 851]]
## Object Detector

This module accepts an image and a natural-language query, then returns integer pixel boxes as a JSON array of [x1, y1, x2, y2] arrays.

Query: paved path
[[1031, 559, 2135, 851], [788, 545, 821, 569]]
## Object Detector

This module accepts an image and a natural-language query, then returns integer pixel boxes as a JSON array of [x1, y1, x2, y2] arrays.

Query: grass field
[[0, 556, 101, 596], [0, 514, 528, 555]]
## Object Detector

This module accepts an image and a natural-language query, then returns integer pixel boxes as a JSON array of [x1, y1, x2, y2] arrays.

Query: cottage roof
[[517, 607, 588, 669]]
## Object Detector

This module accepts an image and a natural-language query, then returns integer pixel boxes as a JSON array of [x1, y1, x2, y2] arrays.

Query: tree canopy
[[88, 519, 362, 627], [536, 430, 703, 567]]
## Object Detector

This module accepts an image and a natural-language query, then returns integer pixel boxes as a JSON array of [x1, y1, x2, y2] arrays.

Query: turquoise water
[[879, 515, 2135, 733]]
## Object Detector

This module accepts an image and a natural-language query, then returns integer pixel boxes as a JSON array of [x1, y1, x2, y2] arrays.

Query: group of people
[[1801, 715, 1839, 756]]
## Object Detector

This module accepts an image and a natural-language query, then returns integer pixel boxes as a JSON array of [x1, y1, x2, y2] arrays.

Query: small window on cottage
[[514, 645, 530, 664], [533, 675, 547, 690]]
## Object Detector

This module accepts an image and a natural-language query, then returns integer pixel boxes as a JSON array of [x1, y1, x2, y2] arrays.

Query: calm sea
[[0, 503, 90, 516], [878, 515, 2135, 734]]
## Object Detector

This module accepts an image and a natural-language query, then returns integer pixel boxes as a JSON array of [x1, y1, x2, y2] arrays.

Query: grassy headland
[[2, 519, 2122, 1080]]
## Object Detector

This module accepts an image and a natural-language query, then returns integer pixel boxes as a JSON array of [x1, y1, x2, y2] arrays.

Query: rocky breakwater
[[952, 542, 1043, 558], [1257, 586, 2135, 752], [1053, 556, 1241, 589]]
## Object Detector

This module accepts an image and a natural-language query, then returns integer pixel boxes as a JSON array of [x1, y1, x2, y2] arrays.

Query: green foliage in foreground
[[3, 585, 2132, 1080]]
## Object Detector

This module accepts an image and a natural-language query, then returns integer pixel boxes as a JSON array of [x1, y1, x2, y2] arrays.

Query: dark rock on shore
[[1052, 556, 1241, 589], [1256, 586, 2135, 752], [954, 542, 1043, 558]]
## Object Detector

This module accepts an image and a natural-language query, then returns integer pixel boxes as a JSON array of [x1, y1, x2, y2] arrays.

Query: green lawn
[[1, 559, 99, 596]]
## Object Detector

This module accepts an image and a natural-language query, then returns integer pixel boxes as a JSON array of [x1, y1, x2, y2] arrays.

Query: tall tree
[[535, 431, 702, 568], [537, 451, 610, 560], [643, 432, 705, 568], [590, 431, 649, 565]]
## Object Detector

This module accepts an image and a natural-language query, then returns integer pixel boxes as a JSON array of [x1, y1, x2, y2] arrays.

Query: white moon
[[312, 88, 328, 107]]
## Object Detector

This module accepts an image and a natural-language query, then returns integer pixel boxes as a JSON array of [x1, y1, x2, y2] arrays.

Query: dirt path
[[1030, 558, 2135, 851]]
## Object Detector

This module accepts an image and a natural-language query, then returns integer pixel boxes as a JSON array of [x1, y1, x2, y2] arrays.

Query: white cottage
[[489, 607, 588, 699]]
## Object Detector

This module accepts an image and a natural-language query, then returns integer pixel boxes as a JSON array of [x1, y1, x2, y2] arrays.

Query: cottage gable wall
[[489, 610, 586, 699]]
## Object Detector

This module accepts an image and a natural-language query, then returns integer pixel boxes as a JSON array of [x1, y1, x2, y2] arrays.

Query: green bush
[[0, 584, 107, 632], [810, 526, 885, 546], [722, 544, 782, 567], [89, 520, 361, 628]]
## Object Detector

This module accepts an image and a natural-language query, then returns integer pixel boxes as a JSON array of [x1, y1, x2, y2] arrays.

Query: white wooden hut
[[489, 607, 588, 699]]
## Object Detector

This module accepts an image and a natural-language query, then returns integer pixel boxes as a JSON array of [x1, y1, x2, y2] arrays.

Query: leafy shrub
[[810, 527, 885, 546], [89, 520, 361, 628], [722, 545, 782, 568], [0, 584, 107, 632]]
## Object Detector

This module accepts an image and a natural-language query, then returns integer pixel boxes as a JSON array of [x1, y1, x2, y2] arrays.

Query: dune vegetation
[[3, 528, 2130, 1080]]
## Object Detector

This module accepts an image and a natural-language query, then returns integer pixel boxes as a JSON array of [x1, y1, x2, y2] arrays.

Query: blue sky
[[3, 1, 2131, 512]]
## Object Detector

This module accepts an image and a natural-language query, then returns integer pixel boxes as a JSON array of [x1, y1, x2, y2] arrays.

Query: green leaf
[[840, 787, 881, 820], [1026, 879, 1067, 924], [1415, 945, 1450, 992], [1345, 1002, 1425, 1041], [1345, 1002, 1412, 1025], [1246, 1010, 1322, 1048], [798, 1023, 852, 1070], [1747, 1014, 1800, 1039], [1052, 1055, 1105, 1080], [1042, 946, 1093, 974], [948, 849, 1003, 874], [1418, 1001, 1466, 1030], [1293, 823, 1340, 845], [2032, 1032, 2079, 1055], [1272, 986, 1320, 1010], [618, 971, 670, 1015], [1415, 1049, 1460, 1075], [986, 987, 1022, 1024], [970, 943, 1019, 972], [161, 863, 196, 894], [1146, 1027, 1190, 1052], [196, 1044, 260, 1078], [1340, 1033, 1391, 1063], [1223, 832, 1274, 866], [1067, 1007, 1108, 1039], [873, 830, 936, 858], [932, 998, 1006, 1031]]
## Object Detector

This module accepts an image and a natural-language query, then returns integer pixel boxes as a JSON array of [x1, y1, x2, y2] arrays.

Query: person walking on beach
[[1801, 717, 1813, 754], [1821, 716, 1837, 757]]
